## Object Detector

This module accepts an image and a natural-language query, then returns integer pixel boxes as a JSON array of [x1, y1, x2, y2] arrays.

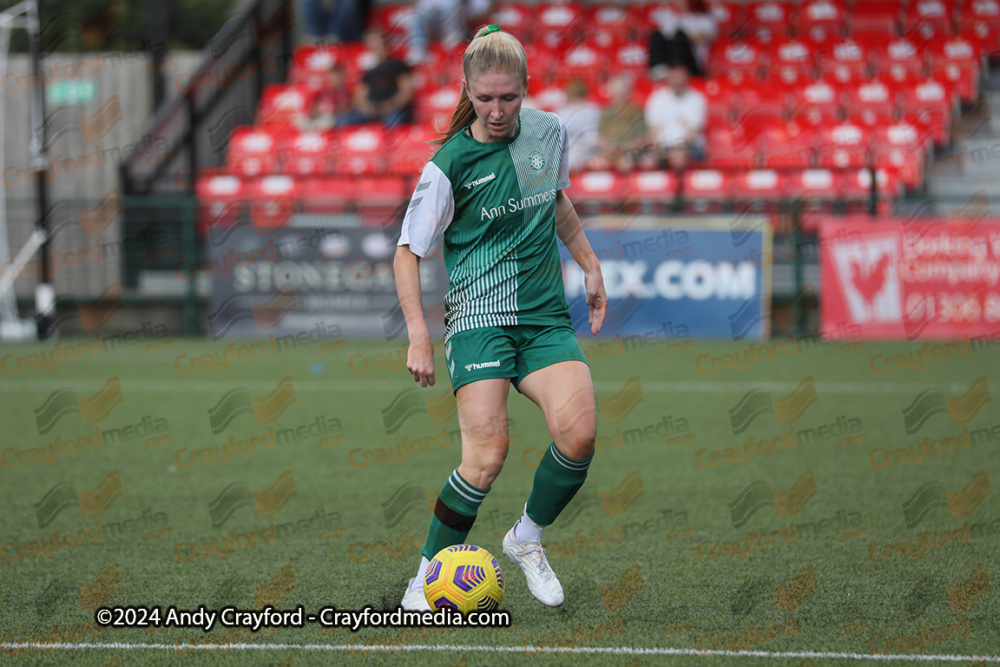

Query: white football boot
[[502, 523, 565, 607], [401, 577, 432, 611]]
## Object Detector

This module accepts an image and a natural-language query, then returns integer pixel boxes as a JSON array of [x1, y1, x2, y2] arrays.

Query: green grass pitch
[[0, 335, 997, 666]]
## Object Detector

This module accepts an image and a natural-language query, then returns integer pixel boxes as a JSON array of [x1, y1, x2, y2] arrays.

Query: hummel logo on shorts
[[465, 360, 501, 372]]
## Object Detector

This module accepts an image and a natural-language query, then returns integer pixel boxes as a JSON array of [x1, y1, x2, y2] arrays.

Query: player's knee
[[460, 451, 506, 488], [559, 429, 596, 461]]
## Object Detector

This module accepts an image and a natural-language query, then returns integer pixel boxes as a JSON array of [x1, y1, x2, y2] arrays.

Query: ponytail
[[431, 25, 528, 145]]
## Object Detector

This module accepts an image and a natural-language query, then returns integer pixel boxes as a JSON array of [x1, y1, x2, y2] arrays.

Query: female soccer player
[[393, 25, 607, 610]]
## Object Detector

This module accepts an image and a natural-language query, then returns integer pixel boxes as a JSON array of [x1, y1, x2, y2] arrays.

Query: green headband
[[482, 25, 502, 36]]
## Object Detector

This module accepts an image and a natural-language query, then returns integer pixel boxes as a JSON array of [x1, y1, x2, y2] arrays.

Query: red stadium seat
[[707, 128, 758, 169], [872, 39, 926, 80], [816, 122, 870, 168], [592, 4, 641, 44], [566, 170, 627, 210], [277, 130, 336, 176], [929, 37, 981, 102], [845, 79, 900, 127], [869, 122, 926, 187], [786, 168, 840, 203], [386, 125, 436, 177], [758, 125, 817, 168], [767, 40, 816, 83], [248, 175, 297, 229], [747, 1, 791, 33], [797, 0, 847, 31], [899, 79, 957, 145], [536, 3, 589, 49], [373, 4, 416, 54], [289, 45, 341, 90], [732, 169, 787, 205], [334, 125, 387, 175], [962, 0, 1000, 29], [958, 16, 1000, 51], [708, 1, 746, 33], [562, 43, 604, 85], [683, 169, 731, 211], [708, 40, 766, 84], [818, 39, 870, 83], [790, 80, 845, 126], [849, 0, 902, 35], [196, 175, 247, 237], [489, 3, 533, 40], [351, 176, 411, 213], [905, 0, 955, 34], [838, 168, 899, 214], [415, 86, 461, 132], [256, 84, 316, 128], [299, 176, 353, 214], [226, 127, 278, 176], [614, 42, 648, 76], [624, 171, 678, 213], [530, 85, 568, 113]]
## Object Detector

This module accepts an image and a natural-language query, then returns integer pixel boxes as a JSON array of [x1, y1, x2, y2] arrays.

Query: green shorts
[[445, 324, 588, 393]]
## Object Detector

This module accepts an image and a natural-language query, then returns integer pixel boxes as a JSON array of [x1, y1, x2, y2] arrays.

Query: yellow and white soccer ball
[[423, 544, 504, 613]]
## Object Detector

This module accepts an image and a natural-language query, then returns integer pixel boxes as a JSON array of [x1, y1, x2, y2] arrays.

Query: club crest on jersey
[[464, 172, 496, 190], [528, 151, 546, 172]]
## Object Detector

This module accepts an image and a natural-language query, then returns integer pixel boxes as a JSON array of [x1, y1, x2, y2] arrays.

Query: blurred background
[[1, 0, 999, 343]]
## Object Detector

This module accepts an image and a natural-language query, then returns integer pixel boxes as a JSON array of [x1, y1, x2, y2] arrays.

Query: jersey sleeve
[[557, 118, 571, 191], [398, 160, 455, 258]]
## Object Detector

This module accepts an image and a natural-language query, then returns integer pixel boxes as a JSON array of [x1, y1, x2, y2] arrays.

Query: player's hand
[[585, 268, 607, 335], [406, 335, 436, 387]]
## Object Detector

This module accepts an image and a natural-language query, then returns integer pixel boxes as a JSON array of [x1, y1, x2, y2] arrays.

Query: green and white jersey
[[399, 108, 572, 340]]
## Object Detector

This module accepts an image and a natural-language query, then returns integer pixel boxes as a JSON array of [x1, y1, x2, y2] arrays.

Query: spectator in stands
[[337, 30, 415, 127], [644, 64, 706, 169], [406, 0, 493, 65], [295, 62, 352, 131], [304, 0, 371, 43], [598, 75, 648, 172], [648, 0, 717, 79], [556, 81, 601, 172]]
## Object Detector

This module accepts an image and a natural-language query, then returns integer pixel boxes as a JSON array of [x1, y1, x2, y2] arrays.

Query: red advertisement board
[[820, 218, 1000, 339]]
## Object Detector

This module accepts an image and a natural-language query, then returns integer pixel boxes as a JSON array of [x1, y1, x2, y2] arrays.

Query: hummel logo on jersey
[[465, 360, 501, 372], [464, 172, 496, 190]]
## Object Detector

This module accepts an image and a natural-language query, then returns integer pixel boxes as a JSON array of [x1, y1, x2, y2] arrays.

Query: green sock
[[421, 468, 489, 561], [526, 442, 593, 526]]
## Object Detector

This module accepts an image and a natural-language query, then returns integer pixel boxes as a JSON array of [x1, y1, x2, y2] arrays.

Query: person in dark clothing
[[648, 0, 717, 78], [337, 30, 415, 127]]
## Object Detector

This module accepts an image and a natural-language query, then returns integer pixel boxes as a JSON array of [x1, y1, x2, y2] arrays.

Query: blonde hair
[[431, 26, 528, 145]]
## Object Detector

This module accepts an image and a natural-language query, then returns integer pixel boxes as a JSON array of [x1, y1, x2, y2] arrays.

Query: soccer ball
[[423, 544, 504, 613]]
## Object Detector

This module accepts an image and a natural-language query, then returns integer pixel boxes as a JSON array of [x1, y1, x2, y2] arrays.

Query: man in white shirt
[[644, 65, 706, 169]]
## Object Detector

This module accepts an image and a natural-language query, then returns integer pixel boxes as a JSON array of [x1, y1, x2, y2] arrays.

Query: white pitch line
[[0, 379, 975, 394], [1, 643, 998, 662]]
